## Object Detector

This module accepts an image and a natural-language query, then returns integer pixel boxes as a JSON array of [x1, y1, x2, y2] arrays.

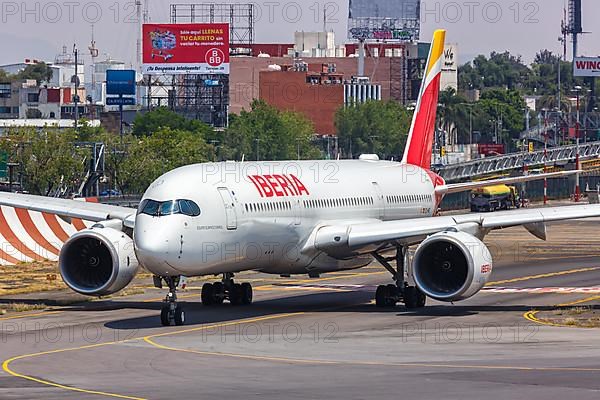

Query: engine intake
[[413, 231, 493, 302], [59, 227, 139, 296]]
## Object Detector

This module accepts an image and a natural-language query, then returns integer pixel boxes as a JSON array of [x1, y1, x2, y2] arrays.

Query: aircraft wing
[[0, 192, 136, 228], [314, 204, 600, 252]]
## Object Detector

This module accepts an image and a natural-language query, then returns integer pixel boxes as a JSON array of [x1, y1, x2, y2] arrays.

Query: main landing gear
[[157, 276, 186, 326], [373, 247, 426, 310], [201, 273, 253, 306]]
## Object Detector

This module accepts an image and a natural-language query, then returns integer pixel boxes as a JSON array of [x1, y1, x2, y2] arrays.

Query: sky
[[0, 0, 599, 67]]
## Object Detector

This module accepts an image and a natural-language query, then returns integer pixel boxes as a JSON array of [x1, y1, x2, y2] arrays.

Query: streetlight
[[295, 137, 302, 160], [573, 86, 583, 202], [254, 138, 261, 161], [542, 108, 549, 205], [369, 135, 378, 154], [459, 103, 475, 145]]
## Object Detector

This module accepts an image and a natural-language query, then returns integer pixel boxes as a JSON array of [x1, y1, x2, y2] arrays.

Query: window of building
[[0, 84, 10, 99], [0, 106, 11, 114], [27, 93, 39, 103]]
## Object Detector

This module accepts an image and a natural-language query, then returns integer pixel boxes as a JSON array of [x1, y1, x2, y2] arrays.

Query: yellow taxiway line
[[524, 294, 600, 328], [1, 313, 304, 400]]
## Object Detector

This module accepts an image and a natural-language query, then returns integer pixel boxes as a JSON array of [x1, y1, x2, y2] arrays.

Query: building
[[293, 31, 345, 58], [259, 62, 381, 135], [0, 81, 20, 119], [440, 44, 459, 92]]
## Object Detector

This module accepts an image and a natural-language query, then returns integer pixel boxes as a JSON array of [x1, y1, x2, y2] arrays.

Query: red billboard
[[142, 23, 230, 75], [478, 144, 505, 156]]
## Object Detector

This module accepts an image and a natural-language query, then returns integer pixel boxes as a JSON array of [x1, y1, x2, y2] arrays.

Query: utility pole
[[73, 44, 79, 130], [543, 109, 549, 205]]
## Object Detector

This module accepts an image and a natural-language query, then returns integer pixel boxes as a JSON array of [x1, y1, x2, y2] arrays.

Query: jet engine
[[59, 226, 139, 296], [412, 231, 493, 302]]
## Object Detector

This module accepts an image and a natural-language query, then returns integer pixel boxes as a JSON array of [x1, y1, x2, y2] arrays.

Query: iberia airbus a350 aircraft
[[2, 30, 600, 326]]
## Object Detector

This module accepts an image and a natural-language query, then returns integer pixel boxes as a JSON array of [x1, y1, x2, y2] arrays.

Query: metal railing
[[437, 141, 600, 181]]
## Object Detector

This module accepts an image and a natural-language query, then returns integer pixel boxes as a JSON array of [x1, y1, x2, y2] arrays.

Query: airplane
[[2, 29, 600, 327]]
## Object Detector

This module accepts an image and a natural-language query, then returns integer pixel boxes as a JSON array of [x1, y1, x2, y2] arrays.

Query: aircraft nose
[[134, 218, 177, 274]]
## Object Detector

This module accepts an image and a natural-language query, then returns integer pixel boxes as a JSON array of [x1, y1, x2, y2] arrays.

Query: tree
[[459, 51, 532, 91], [17, 62, 53, 85], [0, 69, 10, 83], [335, 100, 412, 159], [221, 100, 320, 161], [132, 107, 213, 138], [438, 88, 472, 144], [0, 128, 86, 196], [118, 127, 214, 194], [475, 89, 526, 147]]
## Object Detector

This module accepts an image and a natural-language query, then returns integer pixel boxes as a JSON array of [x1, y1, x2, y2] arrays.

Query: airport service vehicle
[[2, 30, 600, 326], [470, 185, 520, 212]]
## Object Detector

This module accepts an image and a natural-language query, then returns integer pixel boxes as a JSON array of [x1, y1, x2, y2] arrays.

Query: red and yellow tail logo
[[402, 29, 446, 170]]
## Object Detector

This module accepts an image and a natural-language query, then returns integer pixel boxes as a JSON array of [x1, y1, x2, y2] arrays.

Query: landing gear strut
[[373, 247, 426, 309], [201, 273, 253, 306], [159, 276, 185, 326]]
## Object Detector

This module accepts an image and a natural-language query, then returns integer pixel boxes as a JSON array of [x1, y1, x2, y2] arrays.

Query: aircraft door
[[371, 182, 385, 220], [217, 187, 238, 230], [293, 199, 301, 225]]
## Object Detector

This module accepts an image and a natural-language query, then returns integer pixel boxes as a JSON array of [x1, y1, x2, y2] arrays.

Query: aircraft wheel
[[241, 283, 253, 305], [173, 305, 185, 326], [212, 282, 225, 304], [375, 285, 388, 308], [160, 305, 171, 326], [201, 283, 214, 306], [229, 283, 242, 305], [404, 286, 426, 309]]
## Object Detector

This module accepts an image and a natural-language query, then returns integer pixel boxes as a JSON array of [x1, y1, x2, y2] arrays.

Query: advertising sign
[[574, 57, 600, 77], [106, 97, 136, 106], [478, 144, 505, 156], [142, 23, 230, 75], [348, 0, 420, 41], [106, 70, 136, 96]]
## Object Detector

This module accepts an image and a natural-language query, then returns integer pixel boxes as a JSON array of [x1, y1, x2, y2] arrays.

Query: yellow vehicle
[[470, 184, 520, 212]]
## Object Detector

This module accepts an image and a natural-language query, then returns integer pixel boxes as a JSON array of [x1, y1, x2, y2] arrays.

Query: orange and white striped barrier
[[0, 206, 93, 265]]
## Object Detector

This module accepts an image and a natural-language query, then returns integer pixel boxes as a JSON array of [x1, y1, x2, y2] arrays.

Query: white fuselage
[[133, 160, 438, 278]]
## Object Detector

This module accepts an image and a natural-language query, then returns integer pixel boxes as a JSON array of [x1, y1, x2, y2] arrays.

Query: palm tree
[[438, 88, 471, 144]]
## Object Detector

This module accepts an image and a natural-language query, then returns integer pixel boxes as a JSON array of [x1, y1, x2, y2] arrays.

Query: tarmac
[[1, 218, 600, 399]]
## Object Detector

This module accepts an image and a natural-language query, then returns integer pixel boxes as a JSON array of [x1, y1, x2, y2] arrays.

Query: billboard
[[142, 23, 230, 75], [574, 57, 600, 77], [440, 44, 458, 91], [106, 70, 136, 96], [348, 0, 420, 41]]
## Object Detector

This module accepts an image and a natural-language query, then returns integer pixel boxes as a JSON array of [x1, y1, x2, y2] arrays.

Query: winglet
[[401, 29, 446, 170]]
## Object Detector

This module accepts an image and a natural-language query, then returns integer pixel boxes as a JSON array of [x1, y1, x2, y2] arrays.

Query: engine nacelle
[[412, 231, 493, 302], [59, 227, 139, 296]]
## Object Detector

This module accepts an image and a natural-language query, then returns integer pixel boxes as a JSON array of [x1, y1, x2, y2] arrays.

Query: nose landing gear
[[201, 273, 253, 306], [158, 276, 186, 326]]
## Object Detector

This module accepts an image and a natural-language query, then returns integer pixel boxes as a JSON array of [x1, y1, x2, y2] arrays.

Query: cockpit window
[[179, 199, 201, 216], [160, 200, 179, 216], [138, 199, 201, 217]]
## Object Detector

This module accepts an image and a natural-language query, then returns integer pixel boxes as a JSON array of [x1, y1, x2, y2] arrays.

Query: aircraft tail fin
[[401, 29, 446, 170]]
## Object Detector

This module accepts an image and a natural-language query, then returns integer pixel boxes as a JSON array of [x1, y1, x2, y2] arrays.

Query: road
[[1, 219, 600, 399]]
